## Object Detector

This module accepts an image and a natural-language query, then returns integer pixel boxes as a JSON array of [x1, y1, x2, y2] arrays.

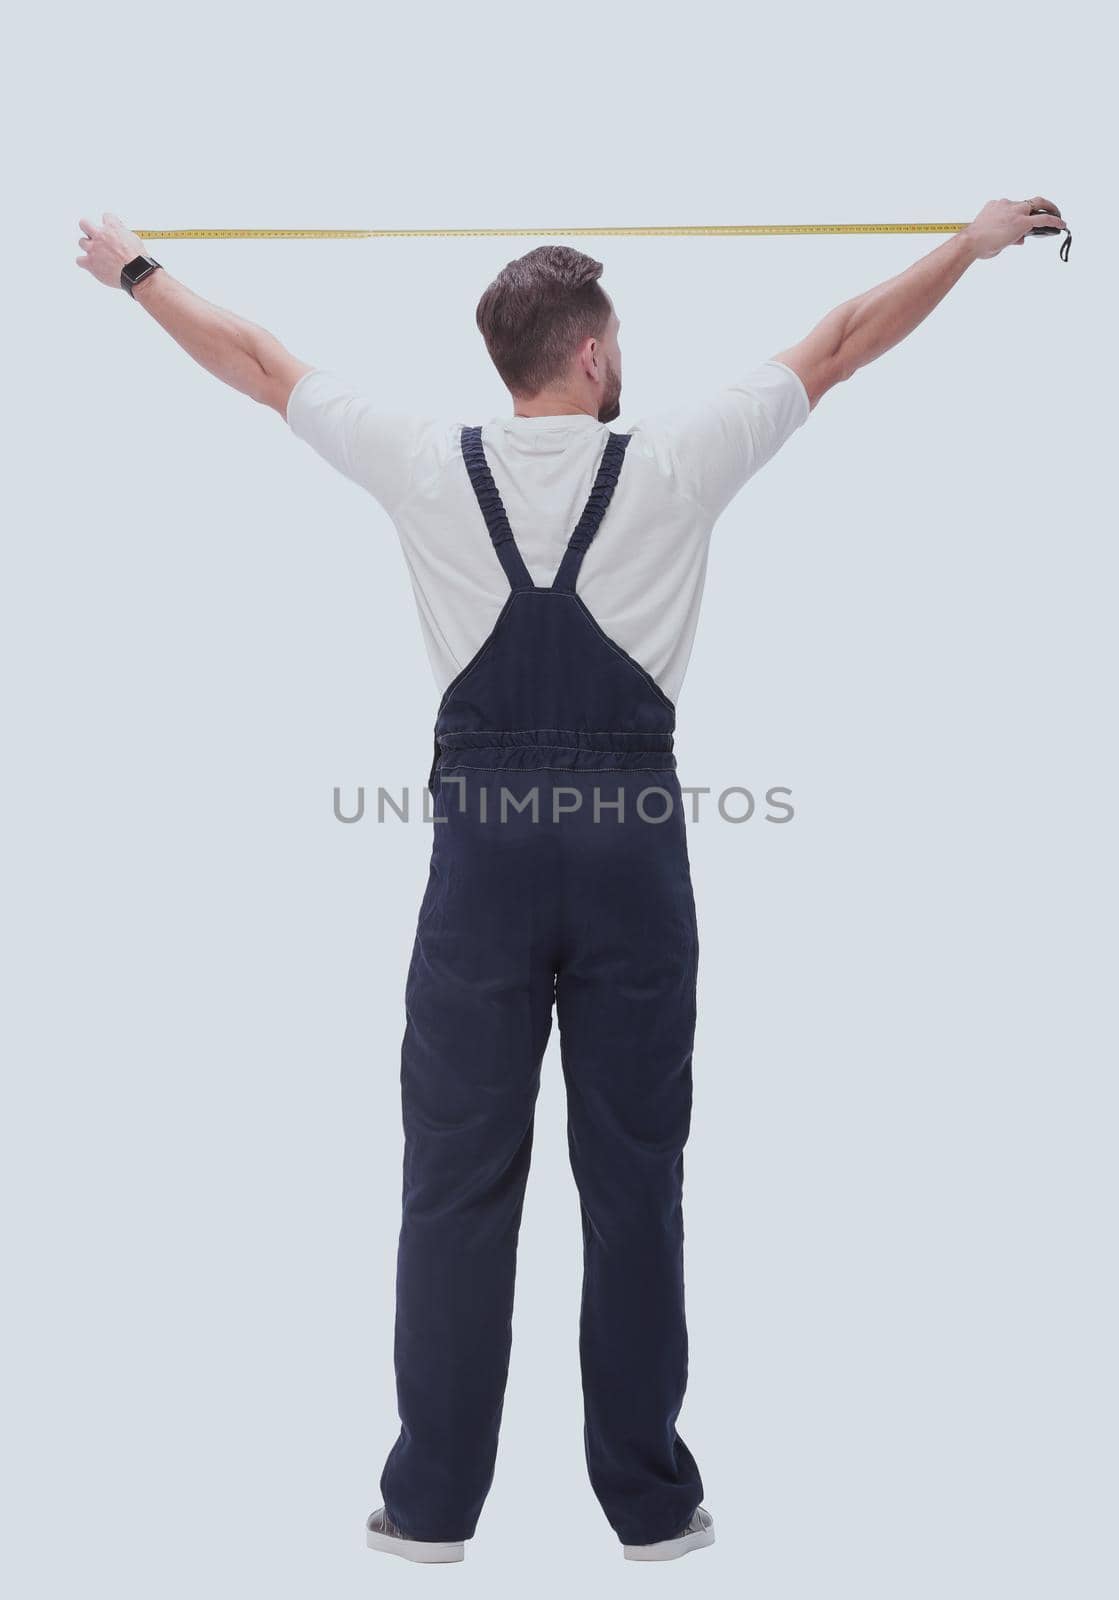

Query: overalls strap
[[551, 431, 632, 593], [460, 426, 535, 592]]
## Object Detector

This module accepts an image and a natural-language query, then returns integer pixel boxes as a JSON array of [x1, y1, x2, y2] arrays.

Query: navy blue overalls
[[380, 424, 704, 1546]]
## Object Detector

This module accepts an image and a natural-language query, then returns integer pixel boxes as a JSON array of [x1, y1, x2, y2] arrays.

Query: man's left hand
[[76, 213, 147, 289]]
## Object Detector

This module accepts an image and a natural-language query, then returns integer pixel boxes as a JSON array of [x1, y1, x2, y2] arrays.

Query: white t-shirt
[[286, 359, 810, 704]]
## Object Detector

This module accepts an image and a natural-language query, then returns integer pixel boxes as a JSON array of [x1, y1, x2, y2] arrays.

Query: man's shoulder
[[625, 360, 809, 442], [285, 370, 465, 513], [621, 361, 810, 521]]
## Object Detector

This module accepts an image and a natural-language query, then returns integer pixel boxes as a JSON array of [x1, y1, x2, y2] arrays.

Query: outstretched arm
[[75, 213, 312, 416], [773, 196, 1068, 411]]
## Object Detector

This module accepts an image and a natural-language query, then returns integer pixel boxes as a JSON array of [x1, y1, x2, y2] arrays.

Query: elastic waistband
[[436, 727, 675, 773]]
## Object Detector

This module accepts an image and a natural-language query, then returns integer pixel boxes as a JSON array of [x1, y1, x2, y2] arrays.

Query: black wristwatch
[[120, 254, 162, 297]]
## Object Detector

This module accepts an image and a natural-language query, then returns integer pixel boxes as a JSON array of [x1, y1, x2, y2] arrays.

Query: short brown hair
[[475, 246, 612, 398]]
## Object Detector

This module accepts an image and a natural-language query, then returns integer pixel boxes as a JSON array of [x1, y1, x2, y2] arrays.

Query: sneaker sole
[[623, 1526, 715, 1562], [366, 1527, 465, 1564]]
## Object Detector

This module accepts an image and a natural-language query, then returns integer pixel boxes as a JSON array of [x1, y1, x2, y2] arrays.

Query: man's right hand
[[772, 191, 1071, 410], [964, 196, 1069, 260]]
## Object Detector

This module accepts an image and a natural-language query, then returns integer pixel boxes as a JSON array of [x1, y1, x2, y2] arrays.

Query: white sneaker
[[623, 1505, 715, 1561], [365, 1507, 465, 1564]]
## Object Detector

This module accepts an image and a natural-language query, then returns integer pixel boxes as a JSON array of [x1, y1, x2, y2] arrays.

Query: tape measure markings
[[136, 224, 972, 241]]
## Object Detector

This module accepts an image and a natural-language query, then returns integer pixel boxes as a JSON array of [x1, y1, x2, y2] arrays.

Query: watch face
[[122, 256, 159, 293]]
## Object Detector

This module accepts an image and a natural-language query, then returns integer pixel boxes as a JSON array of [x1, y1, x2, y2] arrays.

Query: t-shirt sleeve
[[632, 359, 810, 523], [285, 368, 444, 518]]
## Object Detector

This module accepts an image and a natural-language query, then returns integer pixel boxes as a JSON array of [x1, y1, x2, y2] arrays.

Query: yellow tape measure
[[136, 223, 971, 241]]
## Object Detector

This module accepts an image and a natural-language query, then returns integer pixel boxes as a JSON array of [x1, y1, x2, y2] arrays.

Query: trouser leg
[[554, 776, 703, 1545], [380, 785, 555, 1541]]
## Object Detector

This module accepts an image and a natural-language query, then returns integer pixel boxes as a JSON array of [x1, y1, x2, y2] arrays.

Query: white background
[[4, 3, 1114, 1596]]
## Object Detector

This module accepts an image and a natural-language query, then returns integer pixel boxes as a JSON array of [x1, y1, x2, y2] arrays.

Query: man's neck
[[512, 394, 595, 420]]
